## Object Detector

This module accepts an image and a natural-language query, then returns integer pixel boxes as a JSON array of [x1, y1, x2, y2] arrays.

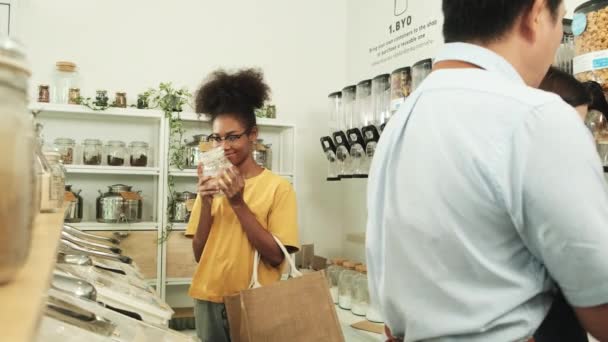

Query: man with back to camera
[[366, 0, 608, 341]]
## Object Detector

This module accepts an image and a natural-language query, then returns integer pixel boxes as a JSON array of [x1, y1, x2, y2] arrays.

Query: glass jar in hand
[[199, 146, 232, 197], [129, 141, 149, 167], [106, 140, 126, 166]]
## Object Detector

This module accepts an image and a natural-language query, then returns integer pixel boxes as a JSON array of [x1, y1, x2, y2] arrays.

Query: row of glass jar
[[328, 58, 433, 134], [326, 259, 383, 323], [53, 138, 150, 167]]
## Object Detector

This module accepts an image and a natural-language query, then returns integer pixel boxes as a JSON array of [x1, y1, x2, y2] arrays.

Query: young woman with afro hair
[[184, 68, 299, 342]]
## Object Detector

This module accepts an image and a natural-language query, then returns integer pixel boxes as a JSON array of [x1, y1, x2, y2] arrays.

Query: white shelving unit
[[30, 103, 163, 119], [32, 102, 297, 306], [65, 165, 161, 175], [32, 102, 166, 292], [67, 221, 159, 231]]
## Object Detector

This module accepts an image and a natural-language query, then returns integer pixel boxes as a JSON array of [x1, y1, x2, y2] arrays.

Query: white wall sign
[[346, 0, 444, 82]]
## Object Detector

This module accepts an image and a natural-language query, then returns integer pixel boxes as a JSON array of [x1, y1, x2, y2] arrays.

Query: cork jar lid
[[355, 265, 367, 274], [56, 61, 77, 72], [342, 261, 356, 270], [332, 258, 346, 266]]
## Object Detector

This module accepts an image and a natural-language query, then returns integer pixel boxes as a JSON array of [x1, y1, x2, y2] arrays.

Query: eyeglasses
[[206, 130, 250, 144]]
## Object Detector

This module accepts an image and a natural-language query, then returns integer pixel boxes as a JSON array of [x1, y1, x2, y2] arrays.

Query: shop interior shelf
[[66, 221, 159, 231], [178, 111, 295, 128], [64, 164, 161, 176], [169, 168, 293, 178], [30, 103, 163, 120]]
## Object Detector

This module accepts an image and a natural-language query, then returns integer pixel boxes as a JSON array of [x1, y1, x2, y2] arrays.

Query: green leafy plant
[[74, 96, 111, 111], [144, 83, 194, 244]]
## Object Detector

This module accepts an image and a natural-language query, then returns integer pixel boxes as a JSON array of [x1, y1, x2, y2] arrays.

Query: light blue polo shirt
[[366, 43, 608, 341]]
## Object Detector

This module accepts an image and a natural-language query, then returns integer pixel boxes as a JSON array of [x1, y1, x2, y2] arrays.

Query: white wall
[[565, 0, 587, 17], [17, 0, 348, 258], [341, 0, 444, 261]]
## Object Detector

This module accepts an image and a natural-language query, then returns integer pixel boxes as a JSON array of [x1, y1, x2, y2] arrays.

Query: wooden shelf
[[0, 209, 66, 342], [178, 111, 295, 128], [166, 278, 193, 286], [66, 221, 158, 231], [30, 103, 163, 120], [65, 164, 161, 176], [172, 307, 194, 318], [170, 223, 188, 231], [168, 168, 198, 177]]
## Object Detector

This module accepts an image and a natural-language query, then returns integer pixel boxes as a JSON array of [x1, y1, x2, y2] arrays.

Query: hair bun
[[195, 68, 270, 119]]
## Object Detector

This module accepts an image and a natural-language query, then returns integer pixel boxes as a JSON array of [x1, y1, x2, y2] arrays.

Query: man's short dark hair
[[443, 0, 562, 43]]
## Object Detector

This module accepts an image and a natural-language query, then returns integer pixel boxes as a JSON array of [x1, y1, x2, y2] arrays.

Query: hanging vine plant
[[141, 82, 194, 244]]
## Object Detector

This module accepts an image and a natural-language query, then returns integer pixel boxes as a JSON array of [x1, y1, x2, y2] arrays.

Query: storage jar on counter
[[0, 35, 35, 284], [351, 265, 369, 317], [35, 124, 55, 213], [327, 258, 346, 304], [43, 151, 66, 210], [573, 0, 608, 90], [337, 261, 357, 310], [129, 141, 149, 167]]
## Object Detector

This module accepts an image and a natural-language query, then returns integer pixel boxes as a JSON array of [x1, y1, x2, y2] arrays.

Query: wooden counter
[[0, 209, 65, 342]]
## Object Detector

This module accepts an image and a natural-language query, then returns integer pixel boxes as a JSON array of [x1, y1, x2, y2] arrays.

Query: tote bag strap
[[249, 235, 302, 289]]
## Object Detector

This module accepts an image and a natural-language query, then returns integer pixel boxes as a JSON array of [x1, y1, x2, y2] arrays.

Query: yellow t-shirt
[[186, 169, 299, 303]]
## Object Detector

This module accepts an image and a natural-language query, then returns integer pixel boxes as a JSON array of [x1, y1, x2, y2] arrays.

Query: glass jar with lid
[[412, 58, 433, 90], [52, 61, 80, 104], [328, 258, 346, 304], [555, 19, 574, 74], [390, 66, 412, 117], [83, 139, 103, 165], [574, 0, 608, 91], [355, 80, 373, 128], [199, 146, 233, 197], [352, 265, 369, 316], [253, 139, 272, 169], [43, 151, 66, 210], [199, 146, 232, 177], [338, 261, 358, 310], [106, 140, 126, 166], [53, 137, 75, 165], [372, 74, 391, 126], [35, 125, 54, 213], [341, 85, 357, 131], [0, 35, 36, 284], [129, 141, 149, 167]]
